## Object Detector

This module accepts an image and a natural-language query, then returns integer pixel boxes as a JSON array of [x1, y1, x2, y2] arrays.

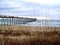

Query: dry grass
[[0, 25, 60, 45]]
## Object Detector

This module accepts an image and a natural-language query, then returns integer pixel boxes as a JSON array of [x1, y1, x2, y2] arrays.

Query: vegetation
[[0, 25, 60, 45]]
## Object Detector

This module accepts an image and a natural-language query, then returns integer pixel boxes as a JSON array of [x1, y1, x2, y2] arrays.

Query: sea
[[22, 20, 60, 27], [0, 18, 60, 27]]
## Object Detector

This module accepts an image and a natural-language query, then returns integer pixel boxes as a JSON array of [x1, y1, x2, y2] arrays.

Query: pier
[[0, 15, 36, 25]]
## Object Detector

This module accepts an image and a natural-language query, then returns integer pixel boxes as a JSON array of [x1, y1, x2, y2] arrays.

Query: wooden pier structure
[[0, 15, 36, 25]]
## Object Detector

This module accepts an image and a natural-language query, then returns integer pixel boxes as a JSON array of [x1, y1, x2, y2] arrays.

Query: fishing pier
[[0, 15, 36, 25]]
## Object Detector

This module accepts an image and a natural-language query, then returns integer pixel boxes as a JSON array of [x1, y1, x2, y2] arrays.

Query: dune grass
[[0, 25, 60, 45]]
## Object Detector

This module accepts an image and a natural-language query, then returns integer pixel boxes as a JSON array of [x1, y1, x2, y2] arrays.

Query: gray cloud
[[0, 0, 60, 19]]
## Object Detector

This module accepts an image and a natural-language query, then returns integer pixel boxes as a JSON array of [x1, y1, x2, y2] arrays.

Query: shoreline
[[0, 25, 60, 30]]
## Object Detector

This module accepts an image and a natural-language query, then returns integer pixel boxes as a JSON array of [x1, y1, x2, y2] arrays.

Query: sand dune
[[0, 25, 60, 45]]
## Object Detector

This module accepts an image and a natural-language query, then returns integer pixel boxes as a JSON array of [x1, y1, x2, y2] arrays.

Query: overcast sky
[[0, 0, 60, 19]]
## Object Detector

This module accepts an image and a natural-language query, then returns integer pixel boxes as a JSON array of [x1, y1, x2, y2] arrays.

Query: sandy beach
[[0, 25, 60, 45]]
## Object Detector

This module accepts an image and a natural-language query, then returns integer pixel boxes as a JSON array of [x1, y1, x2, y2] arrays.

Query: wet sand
[[0, 25, 60, 45]]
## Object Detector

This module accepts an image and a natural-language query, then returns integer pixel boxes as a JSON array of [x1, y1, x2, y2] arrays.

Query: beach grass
[[0, 25, 60, 45]]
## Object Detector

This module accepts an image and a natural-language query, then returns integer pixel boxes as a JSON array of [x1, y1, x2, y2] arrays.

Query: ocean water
[[0, 18, 60, 27], [24, 20, 60, 27]]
